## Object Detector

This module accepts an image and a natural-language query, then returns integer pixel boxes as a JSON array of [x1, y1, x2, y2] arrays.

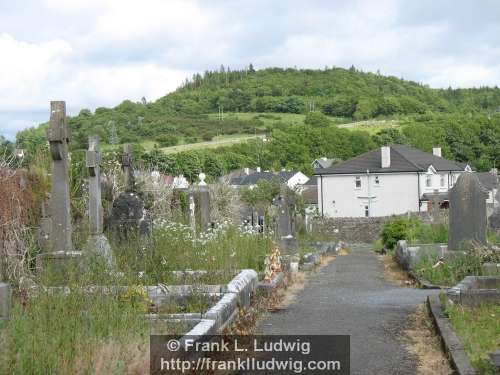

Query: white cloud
[[1, 0, 500, 139]]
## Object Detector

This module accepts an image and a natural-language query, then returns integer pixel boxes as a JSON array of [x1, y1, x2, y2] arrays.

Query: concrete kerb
[[427, 295, 476, 375], [257, 272, 287, 296], [446, 276, 500, 307], [408, 270, 444, 290]]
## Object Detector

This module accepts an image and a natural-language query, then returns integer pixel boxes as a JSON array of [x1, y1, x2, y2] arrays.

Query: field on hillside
[[141, 134, 266, 154]]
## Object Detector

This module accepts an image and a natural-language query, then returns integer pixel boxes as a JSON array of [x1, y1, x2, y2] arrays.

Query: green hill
[[14, 66, 500, 180]]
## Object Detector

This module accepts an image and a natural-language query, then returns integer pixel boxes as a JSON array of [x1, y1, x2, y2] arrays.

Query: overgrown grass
[[0, 290, 151, 374], [113, 223, 271, 285], [413, 253, 484, 286], [442, 298, 499, 374]]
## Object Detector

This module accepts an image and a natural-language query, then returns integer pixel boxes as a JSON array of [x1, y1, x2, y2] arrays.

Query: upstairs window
[[355, 176, 361, 188], [426, 175, 432, 188], [440, 175, 446, 187]]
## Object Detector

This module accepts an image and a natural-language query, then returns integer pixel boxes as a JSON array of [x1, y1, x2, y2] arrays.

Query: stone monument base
[[279, 236, 299, 270], [0, 282, 11, 320], [84, 234, 115, 270]]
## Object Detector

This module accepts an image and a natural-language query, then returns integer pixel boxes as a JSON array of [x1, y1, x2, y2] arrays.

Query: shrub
[[381, 218, 410, 249], [155, 134, 178, 147]]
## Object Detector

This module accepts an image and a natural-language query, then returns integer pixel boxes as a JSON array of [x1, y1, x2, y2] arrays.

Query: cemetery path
[[257, 244, 439, 375]]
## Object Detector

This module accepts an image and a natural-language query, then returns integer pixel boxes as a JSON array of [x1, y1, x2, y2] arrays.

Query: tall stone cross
[[46, 101, 72, 253], [86, 136, 103, 235], [122, 143, 135, 192]]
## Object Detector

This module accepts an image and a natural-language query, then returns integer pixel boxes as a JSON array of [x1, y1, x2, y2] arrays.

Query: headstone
[[275, 187, 298, 268], [448, 173, 488, 251], [46, 101, 72, 253], [188, 193, 196, 232], [195, 173, 210, 230], [0, 282, 10, 320], [111, 144, 150, 242], [84, 136, 114, 268], [37, 101, 81, 276]]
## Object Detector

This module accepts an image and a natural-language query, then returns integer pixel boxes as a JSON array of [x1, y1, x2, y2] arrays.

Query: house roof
[[302, 186, 318, 204], [304, 176, 317, 186], [313, 158, 334, 168], [230, 171, 282, 186], [315, 145, 466, 175], [476, 172, 499, 191]]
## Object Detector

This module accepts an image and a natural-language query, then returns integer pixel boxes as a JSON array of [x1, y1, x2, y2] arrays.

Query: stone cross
[[277, 188, 293, 238], [122, 143, 135, 192], [86, 136, 103, 235], [448, 173, 488, 250], [46, 101, 72, 253]]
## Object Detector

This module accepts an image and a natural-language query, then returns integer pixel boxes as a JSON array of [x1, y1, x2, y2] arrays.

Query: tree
[[304, 112, 331, 128]]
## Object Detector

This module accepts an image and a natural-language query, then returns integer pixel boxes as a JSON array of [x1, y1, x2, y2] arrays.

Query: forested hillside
[[13, 66, 500, 180]]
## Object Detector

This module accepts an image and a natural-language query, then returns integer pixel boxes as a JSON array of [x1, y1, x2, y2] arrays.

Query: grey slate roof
[[315, 145, 466, 175], [230, 171, 283, 186], [476, 172, 499, 191]]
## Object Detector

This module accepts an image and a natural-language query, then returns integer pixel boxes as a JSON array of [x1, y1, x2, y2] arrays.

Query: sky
[[1, 0, 500, 140]]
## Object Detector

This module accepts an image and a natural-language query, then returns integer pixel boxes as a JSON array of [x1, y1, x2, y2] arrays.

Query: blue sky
[[1, 0, 499, 140]]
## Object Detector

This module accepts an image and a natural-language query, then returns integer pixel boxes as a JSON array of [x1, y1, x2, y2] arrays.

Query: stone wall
[[311, 211, 448, 244]]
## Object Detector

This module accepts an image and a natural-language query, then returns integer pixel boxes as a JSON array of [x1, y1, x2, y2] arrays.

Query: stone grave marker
[[111, 144, 150, 242], [84, 136, 114, 268], [0, 246, 10, 319], [275, 186, 298, 269], [37, 101, 81, 275], [188, 193, 196, 232], [194, 173, 210, 231], [36, 195, 52, 252], [448, 173, 488, 251]]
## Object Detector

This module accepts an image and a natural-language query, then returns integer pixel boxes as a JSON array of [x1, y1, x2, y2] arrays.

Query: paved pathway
[[257, 244, 438, 374]]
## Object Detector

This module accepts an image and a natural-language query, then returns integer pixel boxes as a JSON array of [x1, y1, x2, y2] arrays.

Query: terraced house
[[315, 145, 473, 218]]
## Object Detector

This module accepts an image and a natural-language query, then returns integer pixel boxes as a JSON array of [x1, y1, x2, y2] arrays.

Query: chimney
[[256, 167, 261, 173], [432, 147, 442, 157], [244, 167, 250, 175], [381, 146, 391, 168]]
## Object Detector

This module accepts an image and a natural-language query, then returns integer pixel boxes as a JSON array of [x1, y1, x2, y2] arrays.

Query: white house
[[315, 145, 472, 218]]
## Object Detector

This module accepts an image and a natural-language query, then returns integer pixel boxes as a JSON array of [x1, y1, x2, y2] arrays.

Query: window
[[364, 205, 369, 217], [355, 176, 361, 188], [440, 175, 445, 187], [374, 176, 380, 186], [426, 175, 432, 188]]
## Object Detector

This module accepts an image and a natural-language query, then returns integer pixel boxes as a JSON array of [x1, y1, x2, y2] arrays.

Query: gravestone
[[84, 136, 114, 268], [37, 101, 81, 275], [275, 187, 298, 268], [0, 249, 10, 319], [110, 144, 150, 242], [448, 173, 488, 251], [47, 101, 72, 253], [193, 173, 210, 231], [188, 194, 196, 232]]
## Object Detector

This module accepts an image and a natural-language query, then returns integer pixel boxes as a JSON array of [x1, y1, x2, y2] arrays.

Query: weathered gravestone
[[275, 187, 298, 268], [37, 101, 81, 274], [188, 194, 196, 232], [84, 136, 115, 269], [448, 173, 488, 251], [489, 189, 500, 232], [110, 144, 150, 242], [192, 173, 211, 231], [0, 252, 11, 320]]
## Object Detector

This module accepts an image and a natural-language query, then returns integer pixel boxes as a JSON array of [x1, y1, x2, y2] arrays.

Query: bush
[[381, 217, 449, 249], [381, 218, 410, 249], [155, 134, 179, 147]]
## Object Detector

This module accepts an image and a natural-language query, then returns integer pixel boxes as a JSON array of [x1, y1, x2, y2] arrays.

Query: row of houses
[[228, 144, 499, 219]]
